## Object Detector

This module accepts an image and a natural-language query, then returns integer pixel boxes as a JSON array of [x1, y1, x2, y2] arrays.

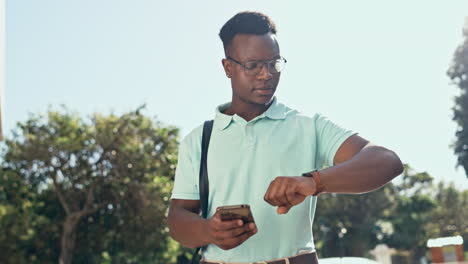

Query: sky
[[6, 0, 468, 189]]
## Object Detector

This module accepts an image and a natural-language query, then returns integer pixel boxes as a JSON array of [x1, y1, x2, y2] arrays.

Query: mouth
[[253, 88, 274, 96]]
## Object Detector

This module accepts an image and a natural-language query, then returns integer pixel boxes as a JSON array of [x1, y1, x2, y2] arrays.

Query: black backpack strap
[[190, 120, 214, 264], [199, 120, 214, 218]]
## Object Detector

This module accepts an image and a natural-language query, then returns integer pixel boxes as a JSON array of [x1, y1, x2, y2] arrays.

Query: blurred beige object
[[0, 0, 4, 141], [369, 244, 395, 264]]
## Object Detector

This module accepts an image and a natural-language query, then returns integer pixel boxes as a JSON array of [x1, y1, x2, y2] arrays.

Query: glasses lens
[[244, 61, 261, 75], [273, 59, 286, 73]]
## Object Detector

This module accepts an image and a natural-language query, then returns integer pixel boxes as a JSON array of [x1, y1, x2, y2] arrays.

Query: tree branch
[[81, 203, 107, 216], [92, 115, 131, 167], [51, 171, 71, 215], [83, 182, 96, 211]]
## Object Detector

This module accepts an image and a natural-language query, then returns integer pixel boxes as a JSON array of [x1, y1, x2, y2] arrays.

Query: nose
[[256, 62, 273, 80]]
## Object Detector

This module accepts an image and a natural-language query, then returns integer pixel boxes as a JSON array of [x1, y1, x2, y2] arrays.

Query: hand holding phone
[[204, 204, 257, 250]]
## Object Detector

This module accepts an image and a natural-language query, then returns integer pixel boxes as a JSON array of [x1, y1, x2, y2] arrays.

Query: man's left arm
[[264, 134, 404, 214], [319, 134, 404, 194]]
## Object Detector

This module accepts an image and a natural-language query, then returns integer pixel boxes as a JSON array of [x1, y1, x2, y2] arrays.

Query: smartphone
[[216, 204, 255, 223]]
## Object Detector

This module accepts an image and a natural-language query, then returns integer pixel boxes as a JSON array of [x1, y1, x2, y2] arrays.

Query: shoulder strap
[[190, 120, 214, 264], [199, 120, 214, 218]]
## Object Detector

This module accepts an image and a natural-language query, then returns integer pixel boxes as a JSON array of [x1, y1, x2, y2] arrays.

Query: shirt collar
[[214, 96, 287, 130]]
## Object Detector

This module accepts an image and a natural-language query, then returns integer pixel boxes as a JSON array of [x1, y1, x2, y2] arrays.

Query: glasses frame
[[226, 56, 287, 76]]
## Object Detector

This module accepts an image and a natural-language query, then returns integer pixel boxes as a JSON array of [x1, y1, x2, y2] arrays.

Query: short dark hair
[[219, 11, 277, 51]]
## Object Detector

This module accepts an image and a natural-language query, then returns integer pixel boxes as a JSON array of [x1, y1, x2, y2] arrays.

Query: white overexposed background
[[6, 0, 468, 189]]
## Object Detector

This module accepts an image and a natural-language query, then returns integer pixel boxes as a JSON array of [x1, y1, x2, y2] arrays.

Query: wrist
[[200, 218, 214, 245]]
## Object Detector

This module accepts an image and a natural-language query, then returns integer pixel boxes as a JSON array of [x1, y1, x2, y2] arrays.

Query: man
[[168, 11, 403, 264]]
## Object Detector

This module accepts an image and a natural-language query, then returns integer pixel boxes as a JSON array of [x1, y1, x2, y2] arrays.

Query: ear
[[221, 59, 231, 78]]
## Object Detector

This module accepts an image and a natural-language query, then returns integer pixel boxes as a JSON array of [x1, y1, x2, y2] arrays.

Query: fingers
[[215, 222, 256, 240], [264, 176, 311, 214], [220, 230, 257, 250], [264, 177, 288, 206], [285, 183, 306, 206], [277, 183, 297, 214], [209, 222, 258, 250], [208, 211, 258, 250], [271, 179, 291, 206], [211, 211, 244, 229], [285, 183, 297, 206], [264, 177, 296, 206], [214, 218, 244, 231]]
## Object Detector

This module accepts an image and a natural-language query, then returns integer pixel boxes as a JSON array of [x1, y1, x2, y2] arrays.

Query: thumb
[[277, 205, 291, 215]]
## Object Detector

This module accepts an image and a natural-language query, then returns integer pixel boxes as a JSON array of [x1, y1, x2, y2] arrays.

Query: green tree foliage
[[0, 107, 180, 264], [313, 165, 439, 261], [448, 18, 468, 178], [383, 166, 436, 262], [0, 168, 61, 263], [313, 184, 395, 258], [426, 182, 468, 253]]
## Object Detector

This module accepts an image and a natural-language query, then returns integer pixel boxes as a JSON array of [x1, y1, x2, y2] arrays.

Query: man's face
[[222, 33, 281, 106]]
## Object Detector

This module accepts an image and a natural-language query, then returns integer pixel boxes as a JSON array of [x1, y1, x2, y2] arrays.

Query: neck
[[223, 97, 273, 122]]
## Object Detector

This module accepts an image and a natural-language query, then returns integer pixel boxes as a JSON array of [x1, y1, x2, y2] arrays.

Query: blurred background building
[[427, 236, 465, 263]]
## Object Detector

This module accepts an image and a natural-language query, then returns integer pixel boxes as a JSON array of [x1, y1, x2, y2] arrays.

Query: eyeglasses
[[226, 56, 287, 76]]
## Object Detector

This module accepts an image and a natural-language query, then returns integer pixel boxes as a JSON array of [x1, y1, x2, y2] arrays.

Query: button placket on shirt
[[233, 114, 257, 147], [244, 123, 254, 146]]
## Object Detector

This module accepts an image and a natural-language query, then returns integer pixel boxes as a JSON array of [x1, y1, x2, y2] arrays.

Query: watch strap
[[302, 170, 325, 196]]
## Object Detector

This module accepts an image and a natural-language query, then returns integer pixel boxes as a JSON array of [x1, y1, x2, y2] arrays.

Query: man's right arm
[[168, 199, 210, 248], [168, 199, 258, 250]]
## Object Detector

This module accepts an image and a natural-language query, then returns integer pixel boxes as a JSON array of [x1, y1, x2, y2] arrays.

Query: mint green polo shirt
[[171, 97, 355, 262]]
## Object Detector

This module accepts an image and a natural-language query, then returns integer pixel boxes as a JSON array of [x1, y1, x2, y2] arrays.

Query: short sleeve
[[315, 114, 356, 168], [170, 138, 200, 200]]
